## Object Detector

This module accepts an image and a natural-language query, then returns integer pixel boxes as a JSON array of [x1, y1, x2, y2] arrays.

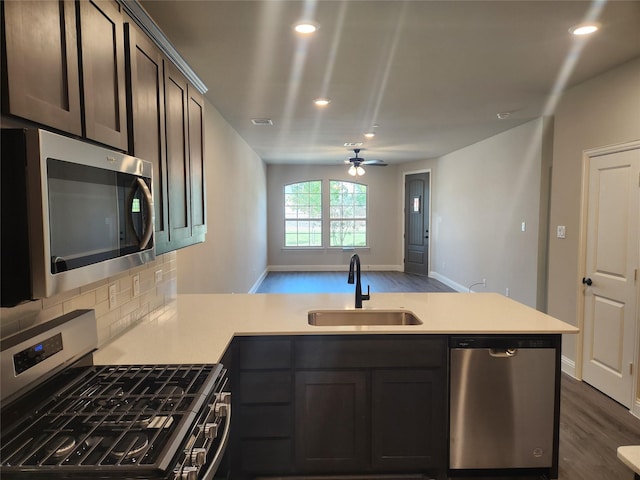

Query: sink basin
[[308, 309, 422, 326]]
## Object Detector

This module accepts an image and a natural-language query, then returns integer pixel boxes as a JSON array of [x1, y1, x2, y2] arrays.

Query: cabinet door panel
[[187, 84, 206, 240], [295, 371, 367, 472], [79, 0, 127, 149], [126, 23, 168, 247], [2, 0, 81, 134], [164, 63, 191, 243], [372, 369, 444, 471]]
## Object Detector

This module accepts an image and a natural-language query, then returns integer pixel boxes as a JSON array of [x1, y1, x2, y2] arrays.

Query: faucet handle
[[362, 285, 371, 301]]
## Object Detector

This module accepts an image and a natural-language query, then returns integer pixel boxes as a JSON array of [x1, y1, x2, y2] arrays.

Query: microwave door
[[48, 159, 120, 273]]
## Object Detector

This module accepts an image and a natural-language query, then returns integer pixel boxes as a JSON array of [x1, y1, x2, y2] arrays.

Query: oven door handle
[[135, 178, 154, 250], [201, 395, 231, 480]]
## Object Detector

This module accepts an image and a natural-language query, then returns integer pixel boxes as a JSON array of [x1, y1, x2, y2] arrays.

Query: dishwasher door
[[449, 336, 557, 471]]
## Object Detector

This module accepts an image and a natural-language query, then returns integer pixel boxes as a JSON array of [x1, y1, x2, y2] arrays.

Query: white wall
[[547, 57, 640, 369], [400, 118, 552, 308], [266, 163, 401, 271], [177, 99, 268, 293]]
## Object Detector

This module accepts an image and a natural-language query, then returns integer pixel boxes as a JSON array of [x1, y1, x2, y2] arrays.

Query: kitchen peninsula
[[94, 292, 578, 480]]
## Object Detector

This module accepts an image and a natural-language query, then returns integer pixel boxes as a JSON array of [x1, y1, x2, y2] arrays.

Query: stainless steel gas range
[[0, 310, 230, 480]]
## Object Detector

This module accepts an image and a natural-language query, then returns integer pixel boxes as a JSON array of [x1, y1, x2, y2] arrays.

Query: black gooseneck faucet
[[348, 253, 370, 308]]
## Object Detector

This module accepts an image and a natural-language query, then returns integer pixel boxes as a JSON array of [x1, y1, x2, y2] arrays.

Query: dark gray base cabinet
[[228, 335, 447, 480]]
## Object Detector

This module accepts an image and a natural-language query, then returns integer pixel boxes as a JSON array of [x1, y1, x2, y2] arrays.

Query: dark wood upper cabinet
[[3, 1, 206, 254], [187, 85, 206, 239], [164, 62, 191, 247], [126, 22, 168, 247], [1, 0, 82, 135], [78, 0, 128, 150]]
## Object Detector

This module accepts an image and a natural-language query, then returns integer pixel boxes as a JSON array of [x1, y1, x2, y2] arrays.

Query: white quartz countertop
[[93, 292, 579, 365]]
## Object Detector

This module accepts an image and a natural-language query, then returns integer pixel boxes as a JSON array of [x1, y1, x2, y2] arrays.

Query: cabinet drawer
[[295, 335, 445, 368], [237, 404, 292, 437], [239, 371, 291, 403], [240, 438, 293, 474], [238, 337, 292, 369]]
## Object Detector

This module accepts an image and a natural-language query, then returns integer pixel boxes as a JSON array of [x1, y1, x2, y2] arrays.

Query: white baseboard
[[428, 272, 468, 292], [266, 264, 403, 272], [248, 268, 269, 293], [561, 355, 577, 378]]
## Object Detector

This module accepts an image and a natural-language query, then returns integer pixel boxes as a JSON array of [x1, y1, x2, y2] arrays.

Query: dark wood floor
[[254, 271, 640, 480], [558, 374, 640, 480], [255, 271, 455, 294]]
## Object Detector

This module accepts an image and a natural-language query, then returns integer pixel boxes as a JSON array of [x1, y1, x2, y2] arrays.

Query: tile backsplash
[[0, 252, 177, 346]]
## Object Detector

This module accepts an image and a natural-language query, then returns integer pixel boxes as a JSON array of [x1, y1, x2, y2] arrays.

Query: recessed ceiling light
[[314, 98, 330, 107], [294, 22, 318, 34], [569, 23, 600, 36], [364, 132, 376, 138]]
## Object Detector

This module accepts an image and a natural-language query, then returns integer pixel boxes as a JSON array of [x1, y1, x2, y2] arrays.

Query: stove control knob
[[214, 392, 231, 417], [189, 447, 207, 467], [175, 466, 198, 480], [204, 422, 219, 439]]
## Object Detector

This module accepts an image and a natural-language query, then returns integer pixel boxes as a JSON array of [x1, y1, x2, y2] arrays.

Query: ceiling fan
[[345, 149, 387, 176]]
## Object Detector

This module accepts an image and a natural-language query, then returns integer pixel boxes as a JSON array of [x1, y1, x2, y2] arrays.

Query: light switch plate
[[557, 225, 566, 239]]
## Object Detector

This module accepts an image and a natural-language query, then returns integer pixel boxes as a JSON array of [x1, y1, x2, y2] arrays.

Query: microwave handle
[[136, 178, 154, 250]]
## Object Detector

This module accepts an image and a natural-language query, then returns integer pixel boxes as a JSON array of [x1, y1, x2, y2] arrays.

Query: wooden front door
[[404, 172, 430, 276], [582, 144, 639, 407]]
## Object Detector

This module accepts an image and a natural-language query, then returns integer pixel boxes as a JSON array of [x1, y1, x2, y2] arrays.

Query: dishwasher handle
[[489, 348, 518, 358]]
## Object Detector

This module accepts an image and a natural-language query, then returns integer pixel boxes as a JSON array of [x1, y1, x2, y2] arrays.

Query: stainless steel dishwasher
[[449, 336, 559, 474]]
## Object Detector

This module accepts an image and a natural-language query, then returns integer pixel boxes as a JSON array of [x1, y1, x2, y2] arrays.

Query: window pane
[[284, 182, 323, 247], [328, 181, 367, 246]]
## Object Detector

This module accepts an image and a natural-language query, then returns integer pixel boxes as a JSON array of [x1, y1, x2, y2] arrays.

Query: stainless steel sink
[[307, 309, 422, 326]]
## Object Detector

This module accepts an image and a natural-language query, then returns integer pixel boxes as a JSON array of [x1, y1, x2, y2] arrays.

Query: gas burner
[[150, 385, 185, 410], [49, 435, 76, 458], [110, 433, 149, 460]]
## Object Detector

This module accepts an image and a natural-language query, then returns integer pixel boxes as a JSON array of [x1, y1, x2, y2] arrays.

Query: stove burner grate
[[0, 364, 221, 473]]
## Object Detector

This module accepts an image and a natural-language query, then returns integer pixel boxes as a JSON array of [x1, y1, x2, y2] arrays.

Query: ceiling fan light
[[294, 22, 318, 34], [356, 166, 365, 176], [348, 165, 357, 176]]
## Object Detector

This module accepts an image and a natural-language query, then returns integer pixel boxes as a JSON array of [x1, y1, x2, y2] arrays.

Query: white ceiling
[[139, 0, 640, 165]]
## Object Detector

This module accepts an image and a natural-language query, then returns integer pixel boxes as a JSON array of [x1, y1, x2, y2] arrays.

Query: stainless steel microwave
[[1, 129, 154, 306]]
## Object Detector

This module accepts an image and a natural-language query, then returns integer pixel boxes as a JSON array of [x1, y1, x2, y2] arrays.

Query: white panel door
[[582, 146, 639, 407]]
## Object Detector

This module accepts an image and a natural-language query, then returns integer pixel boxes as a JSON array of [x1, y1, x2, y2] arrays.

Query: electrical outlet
[[505, 287, 510, 297], [133, 274, 140, 297], [155, 269, 163, 284], [482, 278, 486, 288], [109, 284, 117, 310]]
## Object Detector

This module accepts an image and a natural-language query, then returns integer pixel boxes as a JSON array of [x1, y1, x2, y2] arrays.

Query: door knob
[[582, 277, 593, 286]]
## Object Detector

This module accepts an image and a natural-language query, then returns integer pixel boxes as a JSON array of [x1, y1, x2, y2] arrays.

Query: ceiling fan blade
[[361, 160, 387, 166]]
